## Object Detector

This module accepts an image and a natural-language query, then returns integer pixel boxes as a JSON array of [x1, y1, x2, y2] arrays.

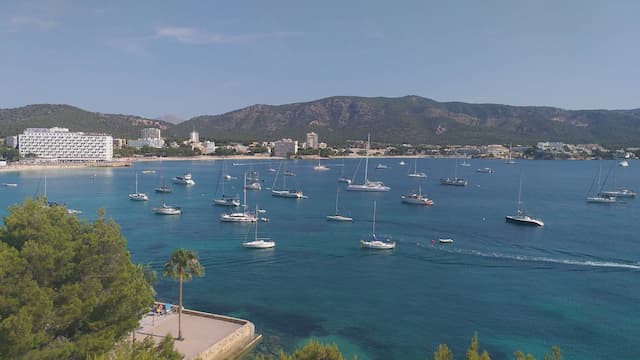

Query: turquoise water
[[1, 159, 639, 359]]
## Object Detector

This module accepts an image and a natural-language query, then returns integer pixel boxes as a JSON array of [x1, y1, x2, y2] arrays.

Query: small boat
[[67, 208, 82, 215], [223, 174, 233, 180], [284, 171, 296, 177], [244, 181, 262, 190], [618, 160, 629, 167], [401, 185, 434, 206], [375, 163, 388, 169], [460, 159, 471, 167], [141, 170, 156, 174], [360, 201, 396, 250], [438, 238, 454, 244], [129, 173, 149, 201], [476, 167, 493, 174], [337, 177, 352, 184], [268, 168, 277, 173], [1, 183, 17, 187], [172, 172, 195, 185], [399, 161, 406, 166], [242, 206, 275, 249]]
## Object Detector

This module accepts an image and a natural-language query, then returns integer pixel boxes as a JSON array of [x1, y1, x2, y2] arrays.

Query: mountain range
[[2, 96, 640, 147]]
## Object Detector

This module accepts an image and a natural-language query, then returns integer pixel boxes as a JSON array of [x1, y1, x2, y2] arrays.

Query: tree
[[162, 249, 205, 340], [466, 333, 490, 360], [433, 344, 452, 360], [256, 339, 350, 360], [90, 335, 182, 360], [0, 199, 154, 359]]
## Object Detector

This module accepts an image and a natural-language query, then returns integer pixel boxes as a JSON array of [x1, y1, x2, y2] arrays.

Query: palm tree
[[162, 249, 205, 340]]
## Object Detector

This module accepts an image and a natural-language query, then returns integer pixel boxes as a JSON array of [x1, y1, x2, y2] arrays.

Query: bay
[[1, 158, 638, 359]]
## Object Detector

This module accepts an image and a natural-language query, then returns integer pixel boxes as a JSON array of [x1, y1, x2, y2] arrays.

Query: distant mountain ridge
[[171, 96, 640, 147], [0, 104, 171, 139], [2, 97, 640, 147]]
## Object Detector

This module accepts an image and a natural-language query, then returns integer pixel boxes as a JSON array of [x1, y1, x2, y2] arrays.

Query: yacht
[[476, 167, 494, 174], [272, 162, 307, 198], [440, 159, 467, 186], [152, 203, 182, 215], [505, 174, 544, 226], [586, 163, 617, 204], [360, 201, 396, 249], [599, 189, 636, 198], [221, 173, 258, 222], [408, 159, 427, 178], [347, 134, 390, 192], [399, 161, 406, 166], [401, 185, 434, 206], [244, 181, 262, 191], [128, 172, 149, 201], [172, 172, 195, 185], [327, 186, 353, 221], [242, 206, 275, 249]]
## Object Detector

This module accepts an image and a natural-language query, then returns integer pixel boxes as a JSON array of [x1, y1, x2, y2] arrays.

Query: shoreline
[[0, 155, 613, 173]]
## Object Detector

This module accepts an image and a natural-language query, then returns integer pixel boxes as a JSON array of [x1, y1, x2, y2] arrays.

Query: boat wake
[[418, 242, 640, 271]]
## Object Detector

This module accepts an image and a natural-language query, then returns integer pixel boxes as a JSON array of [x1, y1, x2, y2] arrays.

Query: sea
[[1, 158, 638, 360]]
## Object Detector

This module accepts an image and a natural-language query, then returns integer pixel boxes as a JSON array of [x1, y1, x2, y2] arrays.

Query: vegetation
[[0, 199, 154, 359], [0, 145, 20, 161], [162, 249, 205, 340], [255, 339, 351, 360], [89, 335, 182, 360]]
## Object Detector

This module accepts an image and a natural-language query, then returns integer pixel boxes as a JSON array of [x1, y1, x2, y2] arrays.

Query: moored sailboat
[[347, 134, 390, 192], [360, 201, 395, 249], [242, 205, 275, 249], [505, 174, 544, 226], [327, 186, 353, 221]]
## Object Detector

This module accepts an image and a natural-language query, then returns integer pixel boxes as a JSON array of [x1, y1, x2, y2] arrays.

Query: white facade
[[18, 127, 113, 162], [306, 132, 318, 149], [141, 128, 161, 139], [273, 139, 298, 157], [189, 130, 200, 143], [128, 138, 165, 149]]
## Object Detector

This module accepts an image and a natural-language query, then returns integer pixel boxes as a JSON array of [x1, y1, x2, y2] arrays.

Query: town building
[[140, 128, 162, 139], [128, 138, 165, 149], [18, 127, 113, 162], [189, 130, 200, 143], [273, 138, 298, 157], [306, 132, 318, 149], [537, 142, 565, 152], [5, 136, 18, 148], [113, 138, 127, 149]]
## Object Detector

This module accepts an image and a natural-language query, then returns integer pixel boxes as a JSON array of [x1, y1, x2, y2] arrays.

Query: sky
[[1, 0, 639, 119]]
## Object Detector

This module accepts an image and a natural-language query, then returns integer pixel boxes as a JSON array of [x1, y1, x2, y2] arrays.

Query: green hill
[[170, 96, 640, 147], [0, 104, 171, 139]]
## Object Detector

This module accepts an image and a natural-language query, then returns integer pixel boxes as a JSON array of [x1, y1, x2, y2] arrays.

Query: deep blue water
[[1, 159, 639, 359]]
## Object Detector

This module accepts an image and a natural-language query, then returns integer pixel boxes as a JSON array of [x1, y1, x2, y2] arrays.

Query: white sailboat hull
[[505, 215, 544, 226], [326, 215, 353, 222], [360, 239, 396, 249], [128, 193, 149, 201], [213, 198, 240, 206], [271, 190, 307, 198], [346, 183, 390, 192], [153, 204, 182, 215], [220, 212, 257, 222], [242, 239, 275, 248]]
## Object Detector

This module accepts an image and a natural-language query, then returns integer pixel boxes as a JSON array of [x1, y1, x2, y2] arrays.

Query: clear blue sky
[[1, 1, 638, 119]]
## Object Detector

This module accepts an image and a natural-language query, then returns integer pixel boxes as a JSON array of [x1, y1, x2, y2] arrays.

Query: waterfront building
[[306, 132, 318, 149], [537, 142, 565, 152], [141, 128, 162, 139], [113, 138, 127, 149], [273, 138, 298, 157], [18, 127, 113, 162], [5, 135, 18, 148], [128, 138, 165, 149]]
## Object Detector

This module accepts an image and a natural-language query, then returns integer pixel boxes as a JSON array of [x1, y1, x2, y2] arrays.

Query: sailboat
[[440, 158, 467, 186], [460, 156, 471, 167], [154, 176, 172, 193], [327, 186, 353, 221], [128, 172, 149, 201], [242, 205, 275, 248], [407, 158, 427, 178], [586, 163, 617, 204], [401, 185, 434, 205], [41, 173, 82, 215], [599, 162, 636, 198], [360, 201, 396, 249], [214, 160, 241, 206], [152, 190, 182, 215], [313, 149, 330, 171], [347, 134, 390, 192], [245, 162, 262, 190], [337, 159, 351, 184], [271, 161, 307, 198], [506, 144, 516, 164], [221, 172, 258, 222], [505, 174, 544, 226]]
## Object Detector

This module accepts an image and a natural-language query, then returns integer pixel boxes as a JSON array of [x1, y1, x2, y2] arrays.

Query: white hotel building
[[18, 127, 113, 162]]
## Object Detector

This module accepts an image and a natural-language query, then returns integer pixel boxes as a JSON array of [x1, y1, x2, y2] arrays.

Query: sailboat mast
[[135, 172, 139, 193], [255, 205, 259, 240], [517, 173, 523, 213], [364, 134, 370, 182], [243, 172, 247, 208], [335, 187, 339, 215], [372, 200, 376, 236]]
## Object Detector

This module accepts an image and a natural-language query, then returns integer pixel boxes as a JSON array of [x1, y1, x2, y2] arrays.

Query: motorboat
[[244, 181, 262, 190], [375, 163, 388, 169], [476, 167, 494, 173], [152, 203, 182, 215], [399, 161, 406, 166], [337, 177, 352, 184], [438, 238, 454, 244], [141, 170, 156, 174], [401, 185, 434, 206], [284, 171, 296, 176], [172, 172, 195, 185], [440, 178, 467, 186], [618, 160, 629, 167], [599, 189, 636, 198], [1, 183, 17, 187], [586, 195, 616, 204]]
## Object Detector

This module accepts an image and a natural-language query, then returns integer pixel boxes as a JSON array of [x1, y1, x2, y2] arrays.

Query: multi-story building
[[18, 127, 113, 162], [113, 138, 127, 149], [273, 138, 298, 157], [128, 138, 165, 149], [189, 130, 200, 143], [306, 132, 318, 149], [140, 128, 161, 139], [5, 136, 18, 148]]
